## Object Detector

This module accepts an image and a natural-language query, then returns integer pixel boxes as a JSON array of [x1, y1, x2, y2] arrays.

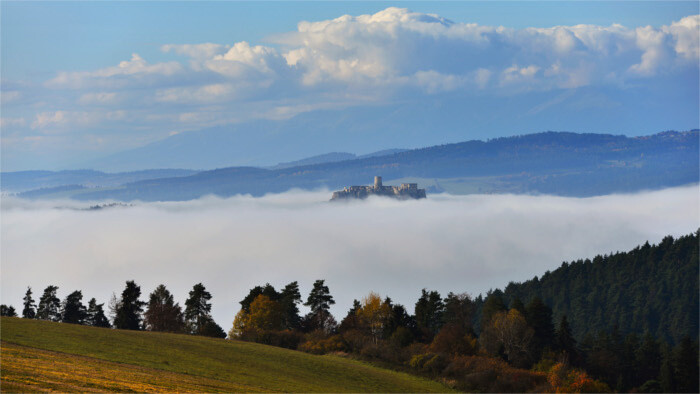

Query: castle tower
[[374, 176, 382, 188]]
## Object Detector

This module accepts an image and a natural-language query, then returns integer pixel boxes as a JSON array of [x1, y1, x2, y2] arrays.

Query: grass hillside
[[1, 317, 452, 392]]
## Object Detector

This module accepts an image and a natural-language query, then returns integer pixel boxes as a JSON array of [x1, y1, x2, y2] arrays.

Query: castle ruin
[[330, 176, 426, 201]]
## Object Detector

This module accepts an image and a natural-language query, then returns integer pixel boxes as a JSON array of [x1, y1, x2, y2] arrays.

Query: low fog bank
[[2, 185, 698, 329]]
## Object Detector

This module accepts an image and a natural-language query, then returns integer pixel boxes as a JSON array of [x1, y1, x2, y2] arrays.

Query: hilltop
[[0, 317, 451, 392], [3, 130, 698, 201]]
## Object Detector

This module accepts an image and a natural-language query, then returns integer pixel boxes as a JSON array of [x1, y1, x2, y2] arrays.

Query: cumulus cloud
[[46, 8, 700, 97], [3, 8, 698, 164], [162, 43, 228, 61], [275, 8, 698, 90], [2, 186, 697, 329]]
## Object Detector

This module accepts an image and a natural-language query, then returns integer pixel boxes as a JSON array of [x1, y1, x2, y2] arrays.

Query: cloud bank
[[2, 7, 698, 170], [2, 186, 698, 329]]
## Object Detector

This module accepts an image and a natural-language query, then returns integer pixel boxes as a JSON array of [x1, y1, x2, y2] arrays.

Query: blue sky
[[2, 1, 699, 171]]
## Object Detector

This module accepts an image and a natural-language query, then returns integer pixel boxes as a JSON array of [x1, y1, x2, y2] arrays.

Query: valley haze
[[2, 186, 697, 329]]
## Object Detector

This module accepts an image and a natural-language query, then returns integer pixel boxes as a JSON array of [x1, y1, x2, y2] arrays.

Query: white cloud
[[48, 53, 183, 89], [3, 8, 698, 157], [665, 15, 700, 61], [162, 43, 228, 60], [78, 92, 118, 105], [31, 110, 126, 131], [205, 42, 284, 78], [1, 186, 697, 328]]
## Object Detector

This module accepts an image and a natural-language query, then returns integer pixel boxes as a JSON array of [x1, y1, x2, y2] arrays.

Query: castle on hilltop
[[331, 176, 426, 201]]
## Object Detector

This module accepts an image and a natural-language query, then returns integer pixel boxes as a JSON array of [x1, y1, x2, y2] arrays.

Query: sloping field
[[0, 317, 451, 392]]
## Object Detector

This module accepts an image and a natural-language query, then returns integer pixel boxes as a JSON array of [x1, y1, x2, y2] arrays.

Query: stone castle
[[331, 176, 426, 201]]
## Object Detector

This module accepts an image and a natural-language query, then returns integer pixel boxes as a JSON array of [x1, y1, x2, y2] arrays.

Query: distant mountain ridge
[[270, 149, 407, 170], [45, 129, 697, 202], [0, 169, 197, 193]]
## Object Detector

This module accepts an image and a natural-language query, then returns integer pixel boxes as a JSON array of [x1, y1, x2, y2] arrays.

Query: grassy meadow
[[0, 317, 452, 392]]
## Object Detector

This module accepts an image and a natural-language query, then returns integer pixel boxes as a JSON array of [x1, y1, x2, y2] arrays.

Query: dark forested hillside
[[489, 230, 699, 345]]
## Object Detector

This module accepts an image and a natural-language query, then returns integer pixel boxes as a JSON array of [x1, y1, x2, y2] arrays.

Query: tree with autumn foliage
[[480, 309, 533, 367], [356, 292, 391, 344]]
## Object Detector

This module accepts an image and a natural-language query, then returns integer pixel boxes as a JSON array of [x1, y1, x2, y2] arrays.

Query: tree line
[[2, 231, 698, 392], [2, 281, 226, 338]]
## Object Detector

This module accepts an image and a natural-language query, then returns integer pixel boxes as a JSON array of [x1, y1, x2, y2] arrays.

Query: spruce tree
[[86, 298, 111, 328], [414, 289, 445, 338], [36, 285, 61, 321], [61, 290, 87, 324], [240, 284, 280, 313], [510, 297, 525, 315], [145, 284, 184, 332], [114, 280, 146, 330], [556, 315, 578, 364], [22, 287, 36, 319], [525, 297, 555, 360], [339, 299, 362, 332], [0, 305, 17, 316], [479, 290, 507, 331], [184, 283, 213, 335], [673, 337, 699, 393]]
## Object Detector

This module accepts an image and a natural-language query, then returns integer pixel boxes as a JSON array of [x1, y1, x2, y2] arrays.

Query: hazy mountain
[[47, 130, 698, 202], [79, 82, 699, 173], [1, 169, 196, 193], [271, 152, 357, 170], [271, 149, 408, 169]]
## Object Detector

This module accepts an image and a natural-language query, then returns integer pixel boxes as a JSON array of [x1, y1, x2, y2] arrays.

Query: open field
[[0, 317, 451, 392]]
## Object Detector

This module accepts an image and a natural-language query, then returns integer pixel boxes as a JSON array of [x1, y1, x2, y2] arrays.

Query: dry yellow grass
[[1, 318, 452, 392], [1, 342, 263, 393]]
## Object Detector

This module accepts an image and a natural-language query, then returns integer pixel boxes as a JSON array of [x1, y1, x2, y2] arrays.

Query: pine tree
[[444, 292, 474, 332], [279, 281, 302, 330], [114, 280, 146, 330], [240, 284, 279, 313], [480, 290, 507, 327], [414, 289, 444, 338], [0, 305, 17, 316], [184, 283, 213, 335], [510, 297, 525, 315], [635, 332, 661, 386], [144, 284, 184, 332], [61, 290, 87, 324], [556, 315, 578, 364], [673, 337, 699, 393], [304, 279, 335, 332], [339, 299, 362, 332], [86, 298, 111, 328], [36, 285, 61, 321], [525, 297, 555, 361], [22, 287, 36, 319]]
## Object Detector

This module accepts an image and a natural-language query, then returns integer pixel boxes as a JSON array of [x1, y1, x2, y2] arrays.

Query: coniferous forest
[[2, 231, 698, 392], [492, 230, 698, 345]]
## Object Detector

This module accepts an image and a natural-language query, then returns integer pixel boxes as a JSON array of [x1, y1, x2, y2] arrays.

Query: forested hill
[[490, 230, 699, 345], [21, 129, 696, 202]]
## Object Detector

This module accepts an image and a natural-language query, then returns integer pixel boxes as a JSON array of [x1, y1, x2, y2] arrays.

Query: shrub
[[298, 334, 348, 355], [547, 362, 611, 393], [430, 323, 478, 356]]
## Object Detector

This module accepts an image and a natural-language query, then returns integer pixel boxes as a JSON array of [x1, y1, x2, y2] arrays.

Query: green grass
[[1, 317, 452, 392]]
